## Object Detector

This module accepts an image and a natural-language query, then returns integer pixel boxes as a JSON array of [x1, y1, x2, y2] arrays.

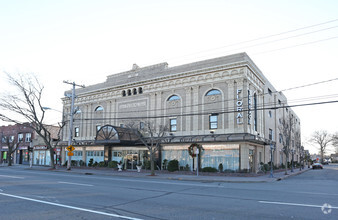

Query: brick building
[[0, 123, 34, 165]]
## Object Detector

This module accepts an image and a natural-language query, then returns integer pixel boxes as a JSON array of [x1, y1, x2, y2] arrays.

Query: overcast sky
[[1, 0, 337, 154]]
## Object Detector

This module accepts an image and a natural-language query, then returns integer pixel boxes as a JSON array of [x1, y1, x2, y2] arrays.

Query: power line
[[72, 99, 338, 122], [280, 78, 338, 92], [147, 18, 338, 65], [254, 36, 338, 55], [67, 77, 338, 116]]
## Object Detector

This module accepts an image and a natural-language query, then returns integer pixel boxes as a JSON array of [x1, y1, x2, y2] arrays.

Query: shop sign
[[18, 146, 28, 150], [236, 89, 243, 124], [248, 90, 252, 125], [34, 145, 47, 150]]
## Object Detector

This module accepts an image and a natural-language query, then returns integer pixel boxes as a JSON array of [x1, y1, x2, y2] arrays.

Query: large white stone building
[[61, 53, 301, 172]]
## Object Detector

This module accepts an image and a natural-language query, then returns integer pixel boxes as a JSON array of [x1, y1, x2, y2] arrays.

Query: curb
[[274, 168, 310, 181]]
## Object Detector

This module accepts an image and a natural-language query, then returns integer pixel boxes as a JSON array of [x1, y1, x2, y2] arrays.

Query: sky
[[0, 0, 337, 154]]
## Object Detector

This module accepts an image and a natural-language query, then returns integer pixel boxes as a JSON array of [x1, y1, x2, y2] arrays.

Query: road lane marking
[[259, 200, 338, 209], [298, 191, 338, 196], [58, 181, 94, 187], [0, 192, 143, 220], [0, 175, 25, 179]]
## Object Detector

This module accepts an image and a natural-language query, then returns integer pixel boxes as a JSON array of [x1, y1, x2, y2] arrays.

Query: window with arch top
[[167, 95, 180, 101], [95, 106, 104, 112], [205, 89, 221, 96]]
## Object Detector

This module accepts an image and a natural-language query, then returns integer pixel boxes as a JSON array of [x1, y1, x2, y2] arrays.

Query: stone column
[[192, 86, 200, 133], [185, 87, 192, 133]]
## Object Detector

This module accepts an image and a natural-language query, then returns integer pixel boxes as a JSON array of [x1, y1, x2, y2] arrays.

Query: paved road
[[0, 164, 337, 219]]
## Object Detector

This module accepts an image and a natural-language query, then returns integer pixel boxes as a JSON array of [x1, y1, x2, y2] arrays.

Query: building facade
[[0, 123, 34, 165], [31, 125, 61, 166], [61, 53, 301, 172], [0, 124, 60, 166]]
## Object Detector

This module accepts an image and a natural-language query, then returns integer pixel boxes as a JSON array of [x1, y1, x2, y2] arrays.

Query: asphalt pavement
[[2, 163, 311, 183]]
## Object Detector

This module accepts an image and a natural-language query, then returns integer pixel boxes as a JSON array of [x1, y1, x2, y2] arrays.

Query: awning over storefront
[[152, 133, 274, 145], [95, 125, 140, 145]]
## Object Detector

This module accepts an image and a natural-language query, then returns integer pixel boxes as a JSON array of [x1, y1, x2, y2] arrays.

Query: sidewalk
[[7, 164, 310, 183]]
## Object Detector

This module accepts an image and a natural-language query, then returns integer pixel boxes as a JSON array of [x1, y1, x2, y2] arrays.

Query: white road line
[[259, 200, 338, 209], [58, 181, 94, 187], [297, 191, 338, 196], [0, 174, 25, 179], [0, 192, 143, 220]]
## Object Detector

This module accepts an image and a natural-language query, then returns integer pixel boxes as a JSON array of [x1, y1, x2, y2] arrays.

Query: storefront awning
[[149, 133, 275, 146], [95, 125, 140, 145]]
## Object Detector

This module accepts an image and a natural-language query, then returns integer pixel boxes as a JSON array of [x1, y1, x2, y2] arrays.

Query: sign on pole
[[67, 145, 75, 152]]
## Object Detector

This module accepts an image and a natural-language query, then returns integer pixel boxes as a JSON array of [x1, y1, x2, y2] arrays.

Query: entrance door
[[16, 150, 23, 164], [249, 149, 254, 172], [124, 151, 138, 170]]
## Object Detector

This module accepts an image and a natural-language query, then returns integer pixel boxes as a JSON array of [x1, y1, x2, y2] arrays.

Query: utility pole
[[63, 80, 85, 170]]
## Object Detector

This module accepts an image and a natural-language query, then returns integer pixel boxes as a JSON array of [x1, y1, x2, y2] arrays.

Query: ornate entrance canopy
[[95, 125, 140, 145]]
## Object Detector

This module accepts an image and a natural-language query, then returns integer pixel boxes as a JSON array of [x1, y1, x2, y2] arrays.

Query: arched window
[[127, 89, 131, 96], [167, 95, 180, 101], [205, 89, 221, 96], [133, 88, 137, 95], [122, 90, 126, 97], [138, 87, 143, 94], [75, 108, 81, 114], [95, 106, 104, 112]]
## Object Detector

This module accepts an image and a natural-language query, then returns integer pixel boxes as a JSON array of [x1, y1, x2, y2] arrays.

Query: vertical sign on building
[[236, 89, 243, 124], [248, 90, 252, 125]]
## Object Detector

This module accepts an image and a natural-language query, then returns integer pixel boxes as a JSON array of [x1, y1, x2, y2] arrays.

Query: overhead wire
[[59, 19, 338, 124], [158, 18, 338, 64], [66, 77, 338, 116]]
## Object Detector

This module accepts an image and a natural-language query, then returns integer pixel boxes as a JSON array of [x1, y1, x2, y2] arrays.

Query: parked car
[[322, 161, 329, 165], [312, 163, 323, 169]]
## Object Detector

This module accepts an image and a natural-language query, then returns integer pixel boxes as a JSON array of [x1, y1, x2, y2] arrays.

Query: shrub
[[239, 168, 249, 173], [201, 167, 218, 172], [218, 163, 223, 172], [184, 164, 190, 171], [88, 158, 94, 167], [224, 169, 235, 173], [144, 160, 151, 170], [168, 159, 179, 172], [98, 161, 106, 167], [93, 161, 98, 167], [162, 159, 168, 170], [263, 163, 270, 172], [108, 161, 118, 168], [79, 160, 85, 166], [71, 160, 78, 166]]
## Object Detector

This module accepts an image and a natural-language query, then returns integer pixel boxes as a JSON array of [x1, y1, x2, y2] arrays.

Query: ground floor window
[[162, 148, 239, 171], [33, 150, 50, 166], [86, 150, 104, 165]]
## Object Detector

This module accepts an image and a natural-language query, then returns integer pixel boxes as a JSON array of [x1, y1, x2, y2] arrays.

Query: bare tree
[[332, 132, 338, 154], [310, 130, 332, 163], [127, 121, 169, 176], [2, 135, 18, 166], [0, 72, 64, 169], [279, 113, 296, 175]]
